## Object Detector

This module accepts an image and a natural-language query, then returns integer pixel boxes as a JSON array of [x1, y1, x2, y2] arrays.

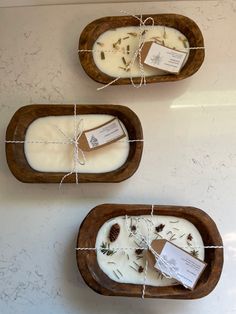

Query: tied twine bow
[[56, 105, 86, 187], [76, 205, 223, 298], [5, 104, 144, 187], [78, 11, 205, 90], [124, 205, 189, 294]]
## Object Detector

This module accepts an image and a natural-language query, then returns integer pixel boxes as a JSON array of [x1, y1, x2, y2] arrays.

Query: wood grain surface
[[79, 14, 205, 85], [77, 204, 223, 299], [5, 104, 143, 183]]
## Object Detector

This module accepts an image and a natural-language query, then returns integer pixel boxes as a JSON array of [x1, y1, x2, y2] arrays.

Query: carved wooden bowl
[[79, 14, 205, 85], [77, 204, 223, 299], [5, 105, 143, 183]]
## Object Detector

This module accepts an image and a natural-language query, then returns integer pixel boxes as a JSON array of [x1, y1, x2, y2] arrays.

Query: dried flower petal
[[155, 224, 165, 233], [138, 266, 144, 273], [187, 233, 193, 241], [135, 249, 144, 255]]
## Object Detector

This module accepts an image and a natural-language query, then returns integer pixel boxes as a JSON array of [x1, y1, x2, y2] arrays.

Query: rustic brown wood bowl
[[79, 14, 205, 85], [5, 105, 143, 183], [77, 204, 223, 299]]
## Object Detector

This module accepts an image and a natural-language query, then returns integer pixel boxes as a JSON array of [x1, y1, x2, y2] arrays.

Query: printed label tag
[[79, 118, 126, 151], [141, 41, 187, 74], [147, 239, 207, 290]]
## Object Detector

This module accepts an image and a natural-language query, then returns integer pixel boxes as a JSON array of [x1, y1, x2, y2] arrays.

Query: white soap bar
[[24, 115, 130, 173], [93, 25, 189, 78], [96, 215, 204, 286]]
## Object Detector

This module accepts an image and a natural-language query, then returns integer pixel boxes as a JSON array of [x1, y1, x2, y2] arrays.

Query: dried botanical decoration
[[187, 233, 193, 241], [138, 266, 144, 273], [109, 223, 120, 242], [131, 225, 136, 231], [130, 261, 144, 273], [113, 270, 120, 279], [122, 57, 127, 65], [127, 32, 137, 37], [116, 269, 123, 277], [136, 255, 143, 260], [113, 38, 121, 49], [100, 51, 105, 60], [169, 233, 177, 241], [100, 241, 116, 256], [155, 233, 163, 240], [135, 248, 144, 255], [190, 249, 199, 258], [155, 224, 165, 233], [129, 265, 138, 272], [129, 218, 137, 236]]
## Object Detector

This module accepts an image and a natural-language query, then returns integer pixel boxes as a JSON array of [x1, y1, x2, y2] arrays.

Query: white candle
[[93, 25, 189, 78], [96, 215, 204, 286], [24, 115, 130, 173]]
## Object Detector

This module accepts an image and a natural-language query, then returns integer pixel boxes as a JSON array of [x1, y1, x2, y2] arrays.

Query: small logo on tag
[[150, 52, 162, 66], [79, 118, 126, 152], [89, 135, 99, 148]]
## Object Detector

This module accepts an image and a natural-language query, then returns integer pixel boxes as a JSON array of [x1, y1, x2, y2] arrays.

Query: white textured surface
[[24, 115, 129, 172], [96, 215, 204, 285], [0, 1, 235, 314], [93, 25, 189, 77]]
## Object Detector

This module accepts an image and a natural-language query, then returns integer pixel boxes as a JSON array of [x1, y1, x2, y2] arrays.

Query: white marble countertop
[[0, 1, 236, 313]]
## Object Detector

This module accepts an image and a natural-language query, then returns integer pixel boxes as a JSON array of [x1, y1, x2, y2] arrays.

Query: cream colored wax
[[24, 115, 129, 173], [96, 215, 204, 286], [93, 25, 189, 78]]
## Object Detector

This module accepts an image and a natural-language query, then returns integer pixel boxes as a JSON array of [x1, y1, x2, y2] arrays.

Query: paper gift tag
[[79, 118, 126, 151], [141, 41, 188, 74], [147, 239, 207, 290]]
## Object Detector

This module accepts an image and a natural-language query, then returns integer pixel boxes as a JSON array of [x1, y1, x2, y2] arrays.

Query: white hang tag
[[142, 42, 187, 74], [79, 118, 126, 151], [150, 239, 207, 290]]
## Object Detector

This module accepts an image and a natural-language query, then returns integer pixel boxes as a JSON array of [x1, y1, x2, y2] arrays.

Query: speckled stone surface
[[0, 1, 235, 314]]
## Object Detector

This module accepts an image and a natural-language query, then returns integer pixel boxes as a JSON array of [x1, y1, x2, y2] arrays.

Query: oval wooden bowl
[[79, 14, 205, 85], [5, 105, 143, 183], [77, 204, 223, 299]]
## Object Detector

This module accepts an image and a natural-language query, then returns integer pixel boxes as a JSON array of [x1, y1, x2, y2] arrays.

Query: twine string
[[78, 11, 205, 90], [59, 105, 87, 187], [5, 104, 144, 185], [76, 204, 223, 298]]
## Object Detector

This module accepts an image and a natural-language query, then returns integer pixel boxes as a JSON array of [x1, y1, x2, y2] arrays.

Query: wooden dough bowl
[[79, 14, 205, 85], [77, 204, 223, 299], [5, 105, 143, 183]]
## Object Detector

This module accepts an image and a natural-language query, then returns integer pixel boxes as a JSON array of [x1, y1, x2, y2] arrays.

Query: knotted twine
[[78, 11, 205, 90], [76, 205, 223, 298], [5, 104, 144, 187]]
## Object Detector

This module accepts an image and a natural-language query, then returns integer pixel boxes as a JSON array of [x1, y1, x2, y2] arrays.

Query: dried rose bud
[[131, 225, 136, 232], [155, 224, 165, 233], [135, 249, 144, 255], [109, 223, 120, 242], [187, 233, 193, 241], [138, 266, 144, 273]]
